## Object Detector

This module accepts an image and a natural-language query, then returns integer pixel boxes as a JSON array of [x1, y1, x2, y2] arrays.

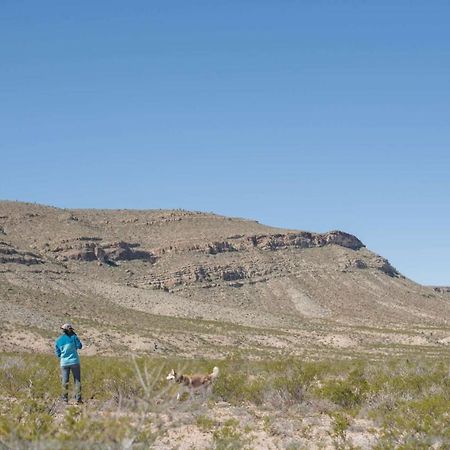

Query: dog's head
[[166, 369, 177, 381]]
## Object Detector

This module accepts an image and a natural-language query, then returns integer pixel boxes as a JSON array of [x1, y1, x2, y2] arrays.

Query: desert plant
[[212, 418, 251, 450]]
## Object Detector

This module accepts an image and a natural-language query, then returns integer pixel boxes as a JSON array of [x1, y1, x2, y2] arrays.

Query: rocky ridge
[[2, 224, 399, 291]]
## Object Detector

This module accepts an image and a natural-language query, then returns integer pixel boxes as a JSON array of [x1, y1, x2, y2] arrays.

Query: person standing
[[55, 323, 83, 404]]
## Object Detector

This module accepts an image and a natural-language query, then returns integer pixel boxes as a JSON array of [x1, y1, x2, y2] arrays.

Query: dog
[[166, 366, 219, 400]]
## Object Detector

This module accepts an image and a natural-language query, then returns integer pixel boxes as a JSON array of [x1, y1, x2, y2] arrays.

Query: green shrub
[[212, 418, 251, 450], [317, 366, 370, 410], [330, 411, 350, 441], [213, 360, 266, 405], [196, 414, 216, 432], [0, 398, 55, 441], [374, 394, 450, 449]]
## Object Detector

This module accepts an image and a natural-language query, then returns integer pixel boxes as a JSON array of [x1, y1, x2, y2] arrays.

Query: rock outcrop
[[0, 241, 44, 265], [376, 258, 400, 277], [205, 241, 237, 254], [153, 231, 364, 257], [245, 230, 364, 251], [48, 239, 156, 264], [433, 286, 450, 294]]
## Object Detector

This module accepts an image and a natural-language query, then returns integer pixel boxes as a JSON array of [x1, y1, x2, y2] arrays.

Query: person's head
[[61, 323, 74, 335]]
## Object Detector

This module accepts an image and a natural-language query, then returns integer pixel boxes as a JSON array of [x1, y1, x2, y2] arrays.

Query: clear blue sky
[[1, 1, 449, 285]]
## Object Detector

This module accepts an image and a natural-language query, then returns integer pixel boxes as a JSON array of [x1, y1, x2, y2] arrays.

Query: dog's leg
[[201, 385, 208, 401], [177, 386, 190, 401], [204, 384, 214, 401], [176, 387, 184, 401]]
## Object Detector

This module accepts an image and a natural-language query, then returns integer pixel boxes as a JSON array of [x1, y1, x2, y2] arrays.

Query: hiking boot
[[76, 399, 84, 405]]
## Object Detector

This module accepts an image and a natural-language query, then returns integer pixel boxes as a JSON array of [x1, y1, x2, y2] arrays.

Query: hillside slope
[[1, 201, 449, 358]]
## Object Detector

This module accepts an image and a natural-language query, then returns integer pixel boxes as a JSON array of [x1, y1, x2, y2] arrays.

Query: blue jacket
[[55, 333, 82, 367]]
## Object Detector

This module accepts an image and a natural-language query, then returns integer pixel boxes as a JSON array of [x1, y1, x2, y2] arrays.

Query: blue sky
[[1, 1, 449, 285]]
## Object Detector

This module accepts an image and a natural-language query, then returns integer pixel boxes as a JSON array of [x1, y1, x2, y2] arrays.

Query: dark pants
[[61, 364, 81, 401]]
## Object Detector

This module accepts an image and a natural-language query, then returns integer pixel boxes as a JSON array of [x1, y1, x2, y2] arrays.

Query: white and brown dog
[[166, 366, 219, 400]]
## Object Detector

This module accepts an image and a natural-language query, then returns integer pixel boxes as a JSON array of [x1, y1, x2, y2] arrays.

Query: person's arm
[[55, 341, 61, 358], [74, 334, 83, 350]]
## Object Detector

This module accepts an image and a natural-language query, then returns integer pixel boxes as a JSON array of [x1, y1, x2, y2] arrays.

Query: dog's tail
[[210, 366, 220, 380]]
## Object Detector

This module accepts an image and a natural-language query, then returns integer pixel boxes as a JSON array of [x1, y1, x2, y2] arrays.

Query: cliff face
[[0, 201, 449, 357]]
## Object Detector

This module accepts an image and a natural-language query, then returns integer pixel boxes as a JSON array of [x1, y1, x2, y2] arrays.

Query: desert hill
[[0, 201, 449, 358]]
